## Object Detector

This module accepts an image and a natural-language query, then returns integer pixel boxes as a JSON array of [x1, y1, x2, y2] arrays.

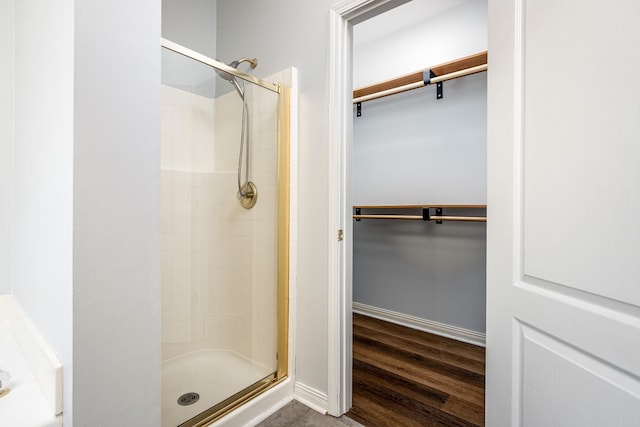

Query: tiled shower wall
[[161, 85, 217, 357], [160, 77, 281, 372]]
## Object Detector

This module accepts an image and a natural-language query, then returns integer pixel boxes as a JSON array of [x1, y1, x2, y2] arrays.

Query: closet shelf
[[352, 51, 488, 104], [353, 205, 487, 223]]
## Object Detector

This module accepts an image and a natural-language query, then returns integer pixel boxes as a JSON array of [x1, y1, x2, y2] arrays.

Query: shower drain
[[177, 392, 200, 406]]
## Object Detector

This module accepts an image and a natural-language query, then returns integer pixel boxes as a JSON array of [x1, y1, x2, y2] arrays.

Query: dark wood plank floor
[[347, 314, 485, 427]]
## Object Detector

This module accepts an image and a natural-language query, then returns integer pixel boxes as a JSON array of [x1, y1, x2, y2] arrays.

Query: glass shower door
[[160, 42, 288, 427]]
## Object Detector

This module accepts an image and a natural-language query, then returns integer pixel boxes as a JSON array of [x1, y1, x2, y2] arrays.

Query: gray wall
[[352, 76, 487, 333], [162, 0, 217, 58], [353, 212, 487, 332], [353, 74, 487, 205], [353, 211, 486, 333]]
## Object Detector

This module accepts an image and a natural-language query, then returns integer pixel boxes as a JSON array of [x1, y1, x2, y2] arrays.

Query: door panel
[[518, 323, 640, 426], [522, 0, 640, 304], [487, 0, 640, 425]]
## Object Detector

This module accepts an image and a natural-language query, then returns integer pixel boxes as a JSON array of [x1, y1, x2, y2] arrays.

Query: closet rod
[[352, 51, 488, 104], [353, 64, 487, 104], [353, 214, 486, 223], [353, 204, 487, 209]]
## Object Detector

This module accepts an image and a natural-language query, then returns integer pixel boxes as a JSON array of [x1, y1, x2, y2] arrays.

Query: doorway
[[328, 0, 488, 421]]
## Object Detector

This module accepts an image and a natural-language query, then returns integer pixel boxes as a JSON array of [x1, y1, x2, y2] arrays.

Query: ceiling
[[353, 0, 475, 49]]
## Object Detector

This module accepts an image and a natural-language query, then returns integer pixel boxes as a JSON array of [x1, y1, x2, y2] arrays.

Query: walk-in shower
[[160, 39, 290, 427]]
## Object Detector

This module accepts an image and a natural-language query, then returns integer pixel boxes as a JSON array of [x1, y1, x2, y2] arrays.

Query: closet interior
[[349, 1, 487, 425]]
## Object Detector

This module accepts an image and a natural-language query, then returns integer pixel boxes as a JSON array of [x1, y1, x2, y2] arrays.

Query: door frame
[[327, 0, 412, 416]]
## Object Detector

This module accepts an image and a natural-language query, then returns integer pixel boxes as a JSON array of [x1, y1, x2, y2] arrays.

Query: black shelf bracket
[[355, 207, 361, 221], [436, 207, 443, 224], [422, 207, 430, 221], [425, 70, 443, 100], [356, 102, 362, 117]]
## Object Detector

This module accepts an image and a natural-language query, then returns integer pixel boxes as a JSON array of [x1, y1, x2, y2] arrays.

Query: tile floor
[[255, 400, 365, 427]]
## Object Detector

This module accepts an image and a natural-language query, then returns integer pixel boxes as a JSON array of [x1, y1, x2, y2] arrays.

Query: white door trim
[[327, 0, 411, 416]]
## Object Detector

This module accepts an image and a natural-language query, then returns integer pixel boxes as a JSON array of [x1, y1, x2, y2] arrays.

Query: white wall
[[0, 0, 14, 296], [12, 1, 161, 425], [13, 1, 75, 424], [217, 0, 336, 397], [72, 0, 161, 424], [352, 1, 487, 334]]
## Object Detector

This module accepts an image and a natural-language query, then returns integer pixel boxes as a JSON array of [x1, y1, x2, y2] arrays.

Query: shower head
[[214, 58, 259, 99], [229, 58, 258, 69]]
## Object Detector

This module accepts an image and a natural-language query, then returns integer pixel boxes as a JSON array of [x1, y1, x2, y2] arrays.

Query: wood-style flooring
[[347, 314, 485, 427]]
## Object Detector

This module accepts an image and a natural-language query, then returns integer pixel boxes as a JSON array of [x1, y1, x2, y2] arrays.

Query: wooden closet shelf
[[353, 51, 487, 103], [353, 204, 486, 209]]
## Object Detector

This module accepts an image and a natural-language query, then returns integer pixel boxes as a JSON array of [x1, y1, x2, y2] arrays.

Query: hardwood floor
[[347, 314, 485, 427]]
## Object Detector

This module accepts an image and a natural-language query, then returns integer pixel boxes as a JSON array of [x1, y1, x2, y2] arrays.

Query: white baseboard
[[293, 381, 328, 414], [352, 302, 486, 347]]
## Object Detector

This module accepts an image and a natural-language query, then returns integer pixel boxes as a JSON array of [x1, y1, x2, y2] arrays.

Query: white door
[[486, 0, 640, 425]]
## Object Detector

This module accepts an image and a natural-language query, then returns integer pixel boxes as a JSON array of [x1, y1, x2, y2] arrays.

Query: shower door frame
[[161, 38, 281, 93], [160, 38, 290, 427]]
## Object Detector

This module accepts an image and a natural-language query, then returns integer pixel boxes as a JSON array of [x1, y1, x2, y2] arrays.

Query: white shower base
[[162, 349, 273, 427]]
